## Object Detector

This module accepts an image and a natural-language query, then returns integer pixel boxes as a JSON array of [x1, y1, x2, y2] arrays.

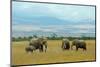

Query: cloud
[[12, 25, 57, 32], [13, 25, 41, 32], [13, 24, 95, 33], [12, 2, 95, 37]]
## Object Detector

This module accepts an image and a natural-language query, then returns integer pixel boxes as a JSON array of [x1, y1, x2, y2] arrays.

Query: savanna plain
[[12, 40, 95, 65]]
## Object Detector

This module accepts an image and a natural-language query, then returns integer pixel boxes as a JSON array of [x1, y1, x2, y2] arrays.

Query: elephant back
[[30, 38, 39, 45], [72, 39, 85, 45]]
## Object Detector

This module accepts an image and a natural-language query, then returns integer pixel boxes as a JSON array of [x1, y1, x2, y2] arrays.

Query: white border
[[0, 0, 100, 67]]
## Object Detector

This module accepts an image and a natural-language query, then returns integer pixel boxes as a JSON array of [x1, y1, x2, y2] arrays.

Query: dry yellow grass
[[12, 40, 96, 65]]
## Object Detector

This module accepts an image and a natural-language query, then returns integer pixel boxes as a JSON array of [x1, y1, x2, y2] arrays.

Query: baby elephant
[[25, 46, 35, 53], [71, 39, 87, 51]]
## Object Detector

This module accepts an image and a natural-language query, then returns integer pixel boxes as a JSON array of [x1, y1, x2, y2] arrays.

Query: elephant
[[62, 39, 70, 50], [71, 39, 87, 51], [25, 46, 35, 53], [29, 37, 47, 52]]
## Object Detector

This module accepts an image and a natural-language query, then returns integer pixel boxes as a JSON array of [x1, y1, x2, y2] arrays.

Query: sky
[[12, 1, 96, 37]]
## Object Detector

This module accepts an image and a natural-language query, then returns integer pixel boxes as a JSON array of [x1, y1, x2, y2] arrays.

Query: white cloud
[[12, 25, 57, 32], [12, 24, 95, 34], [71, 25, 95, 30], [12, 25, 41, 32]]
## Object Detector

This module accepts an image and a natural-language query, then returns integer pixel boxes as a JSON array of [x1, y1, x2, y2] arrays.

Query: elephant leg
[[62, 44, 65, 50], [64, 44, 66, 49], [44, 44, 47, 52], [41, 46, 43, 52], [71, 45, 73, 50], [39, 45, 43, 52], [83, 46, 87, 51], [39, 48, 41, 52], [68, 42, 70, 49], [67, 43, 70, 50], [76, 47, 78, 51], [63, 45, 65, 50]]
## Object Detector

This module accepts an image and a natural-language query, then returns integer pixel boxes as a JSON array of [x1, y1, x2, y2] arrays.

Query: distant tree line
[[12, 34, 95, 41]]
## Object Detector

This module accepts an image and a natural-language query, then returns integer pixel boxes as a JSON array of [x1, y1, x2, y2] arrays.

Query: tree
[[51, 33, 57, 39], [18, 37, 22, 39], [12, 37, 16, 41], [33, 34, 37, 38], [28, 36, 33, 39]]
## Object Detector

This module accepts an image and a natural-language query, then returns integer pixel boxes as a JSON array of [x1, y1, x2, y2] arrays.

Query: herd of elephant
[[25, 37, 87, 53]]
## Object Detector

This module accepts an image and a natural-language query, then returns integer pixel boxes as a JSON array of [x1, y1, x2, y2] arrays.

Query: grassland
[[12, 40, 96, 65]]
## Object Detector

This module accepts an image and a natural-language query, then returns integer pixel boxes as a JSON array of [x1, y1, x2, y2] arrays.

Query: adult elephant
[[29, 37, 47, 52], [71, 39, 86, 51], [62, 39, 70, 50]]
